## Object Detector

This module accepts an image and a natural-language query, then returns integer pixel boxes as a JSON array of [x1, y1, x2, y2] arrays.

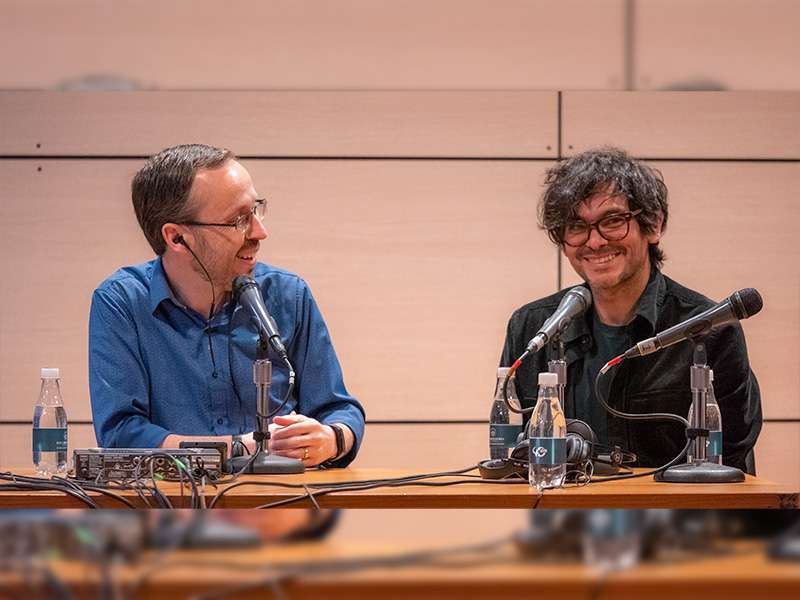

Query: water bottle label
[[490, 424, 523, 448], [32, 428, 67, 453], [708, 431, 722, 457], [529, 437, 566, 465]]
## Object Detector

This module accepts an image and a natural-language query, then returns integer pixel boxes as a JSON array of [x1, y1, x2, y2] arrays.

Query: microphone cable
[[594, 354, 689, 428], [501, 348, 535, 415], [584, 354, 691, 483], [179, 239, 219, 377]]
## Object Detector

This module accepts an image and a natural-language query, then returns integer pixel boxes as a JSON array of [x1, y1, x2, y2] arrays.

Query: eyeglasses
[[179, 198, 267, 234], [561, 209, 642, 247]]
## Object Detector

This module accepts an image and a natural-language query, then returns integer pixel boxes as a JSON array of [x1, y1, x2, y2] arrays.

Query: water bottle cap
[[538, 372, 558, 386], [41, 368, 60, 379]]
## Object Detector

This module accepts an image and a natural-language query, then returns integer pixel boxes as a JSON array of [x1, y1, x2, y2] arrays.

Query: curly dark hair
[[539, 147, 669, 269], [132, 144, 235, 255]]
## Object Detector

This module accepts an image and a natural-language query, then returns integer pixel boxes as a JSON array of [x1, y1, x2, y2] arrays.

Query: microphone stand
[[655, 341, 744, 483], [548, 337, 567, 414], [228, 337, 305, 474]]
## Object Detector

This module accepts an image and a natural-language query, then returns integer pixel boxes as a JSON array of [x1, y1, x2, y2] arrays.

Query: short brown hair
[[131, 144, 235, 255]]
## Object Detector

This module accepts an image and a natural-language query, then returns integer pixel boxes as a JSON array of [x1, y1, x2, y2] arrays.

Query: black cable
[[77, 485, 137, 509], [502, 349, 536, 415], [252, 476, 532, 509], [584, 437, 691, 484], [0, 473, 99, 509], [180, 238, 219, 376], [585, 355, 692, 483], [207, 465, 480, 508], [594, 356, 689, 428]]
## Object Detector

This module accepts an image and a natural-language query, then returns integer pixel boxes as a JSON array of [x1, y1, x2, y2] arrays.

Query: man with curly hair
[[501, 147, 761, 473]]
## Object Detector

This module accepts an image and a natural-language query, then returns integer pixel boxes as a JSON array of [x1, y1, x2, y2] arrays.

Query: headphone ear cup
[[565, 419, 596, 464], [510, 438, 529, 461], [565, 433, 590, 464]]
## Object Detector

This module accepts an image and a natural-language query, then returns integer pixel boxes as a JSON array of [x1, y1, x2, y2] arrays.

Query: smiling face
[[184, 160, 267, 291], [562, 190, 661, 296]]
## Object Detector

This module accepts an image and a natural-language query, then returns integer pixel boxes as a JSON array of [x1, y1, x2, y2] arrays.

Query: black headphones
[[478, 418, 637, 480], [174, 235, 186, 246]]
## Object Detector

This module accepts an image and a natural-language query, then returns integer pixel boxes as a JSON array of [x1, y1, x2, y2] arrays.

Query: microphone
[[525, 286, 593, 353], [622, 288, 763, 359], [232, 275, 289, 358]]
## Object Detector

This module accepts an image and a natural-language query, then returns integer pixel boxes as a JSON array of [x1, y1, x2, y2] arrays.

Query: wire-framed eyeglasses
[[179, 198, 267, 234]]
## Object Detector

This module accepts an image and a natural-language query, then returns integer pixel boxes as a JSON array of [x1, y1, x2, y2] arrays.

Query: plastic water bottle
[[32, 368, 68, 476], [687, 369, 722, 464], [528, 371, 566, 490], [489, 367, 523, 459], [583, 509, 642, 571]]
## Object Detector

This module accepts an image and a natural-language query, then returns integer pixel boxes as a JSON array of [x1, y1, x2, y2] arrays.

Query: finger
[[270, 420, 320, 440], [272, 413, 307, 426], [271, 446, 315, 466], [270, 433, 317, 452]]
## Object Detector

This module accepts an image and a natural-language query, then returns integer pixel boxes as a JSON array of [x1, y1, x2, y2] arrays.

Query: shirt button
[[217, 418, 224, 425]]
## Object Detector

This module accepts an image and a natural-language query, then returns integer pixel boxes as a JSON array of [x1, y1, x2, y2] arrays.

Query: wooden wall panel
[[755, 422, 800, 489], [657, 163, 800, 420], [0, 160, 152, 421], [0, 1, 624, 90], [635, 0, 800, 91], [562, 92, 800, 159], [0, 91, 558, 158], [0, 159, 557, 422], [356, 424, 488, 471]]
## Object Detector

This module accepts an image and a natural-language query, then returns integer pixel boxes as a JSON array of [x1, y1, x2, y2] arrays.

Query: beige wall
[[3, 1, 800, 91], [0, 91, 797, 490]]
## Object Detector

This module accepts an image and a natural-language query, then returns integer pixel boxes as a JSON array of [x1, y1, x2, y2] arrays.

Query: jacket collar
[[560, 268, 665, 348]]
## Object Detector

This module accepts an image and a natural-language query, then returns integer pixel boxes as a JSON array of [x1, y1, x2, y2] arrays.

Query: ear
[[646, 213, 664, 245], [162, 223, 187, 251]]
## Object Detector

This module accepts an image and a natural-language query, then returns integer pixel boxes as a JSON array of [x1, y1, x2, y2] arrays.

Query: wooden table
[[1, 540, 798, 599], [1, 467, 797, 509]]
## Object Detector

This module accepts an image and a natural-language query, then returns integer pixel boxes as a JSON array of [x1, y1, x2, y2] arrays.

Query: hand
[[269, 413, 337, 467]]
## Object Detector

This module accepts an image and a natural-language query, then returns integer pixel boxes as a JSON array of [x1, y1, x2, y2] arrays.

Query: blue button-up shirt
[[89, 258, 365, 466]]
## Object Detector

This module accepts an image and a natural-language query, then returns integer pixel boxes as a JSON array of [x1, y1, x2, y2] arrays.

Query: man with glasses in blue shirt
[[89, 144, 364, 467], [501, 147, 761, 473]]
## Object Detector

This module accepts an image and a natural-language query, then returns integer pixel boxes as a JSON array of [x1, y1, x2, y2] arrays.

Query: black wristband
[[330, 423, 346, 460]]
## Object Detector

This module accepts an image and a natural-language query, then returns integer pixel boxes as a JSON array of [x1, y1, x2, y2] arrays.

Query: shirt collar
[[560, 268, 664, 344], [148, 256, 180, 314]]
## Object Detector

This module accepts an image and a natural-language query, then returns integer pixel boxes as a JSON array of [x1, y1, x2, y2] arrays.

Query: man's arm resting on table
[[159, 422, 355, 465]]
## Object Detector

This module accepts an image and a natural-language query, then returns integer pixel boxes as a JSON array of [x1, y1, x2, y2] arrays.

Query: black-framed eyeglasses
[[561, 209, 642, 247], [179, 198, 267, 234]]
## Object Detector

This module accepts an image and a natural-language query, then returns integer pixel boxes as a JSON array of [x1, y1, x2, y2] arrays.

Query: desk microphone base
[[655, 461, 744, 483], [228, 452, 305, 474]]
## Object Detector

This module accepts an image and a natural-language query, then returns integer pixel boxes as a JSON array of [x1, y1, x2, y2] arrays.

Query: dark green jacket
[[501, 270, 762, 474]]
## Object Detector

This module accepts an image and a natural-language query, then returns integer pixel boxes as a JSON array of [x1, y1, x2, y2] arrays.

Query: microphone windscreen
[[567, 286, 592, 310], [232, 275, 256, 303], [731, 288, 763, 320]]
